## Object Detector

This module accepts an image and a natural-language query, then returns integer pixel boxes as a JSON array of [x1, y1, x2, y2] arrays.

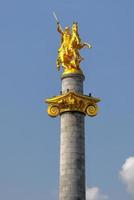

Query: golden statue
[[45, 14, 100, 117], [55, 20, 92, 74]]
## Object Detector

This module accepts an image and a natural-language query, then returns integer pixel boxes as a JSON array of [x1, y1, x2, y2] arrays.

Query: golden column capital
[[45, 92, 100, 117]]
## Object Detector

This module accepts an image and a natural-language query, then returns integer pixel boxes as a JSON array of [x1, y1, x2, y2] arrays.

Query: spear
[[53, 12, 63, 31], [53, 12, 59, 23]]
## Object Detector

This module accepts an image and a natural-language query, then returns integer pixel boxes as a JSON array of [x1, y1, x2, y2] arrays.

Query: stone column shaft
[[59, 73, 85, 200]]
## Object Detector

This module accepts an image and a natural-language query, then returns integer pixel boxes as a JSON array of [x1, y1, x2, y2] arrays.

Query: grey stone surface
[[61, 73, 85, 94], [59, 73, 85, 200]]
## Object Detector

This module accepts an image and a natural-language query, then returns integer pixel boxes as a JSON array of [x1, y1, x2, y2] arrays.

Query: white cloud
[[120, 156, 134, 197], [86, 186, 108, 200]]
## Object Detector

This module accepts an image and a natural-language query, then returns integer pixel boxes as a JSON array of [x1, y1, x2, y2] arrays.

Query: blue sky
[[0, 0, 134, 200]]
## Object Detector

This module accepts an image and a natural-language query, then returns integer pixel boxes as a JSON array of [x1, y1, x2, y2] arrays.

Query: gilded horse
[[56, 22, 92, 72]]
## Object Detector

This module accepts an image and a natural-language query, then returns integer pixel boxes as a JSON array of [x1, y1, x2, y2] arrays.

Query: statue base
[[62, 68, 83, 76]]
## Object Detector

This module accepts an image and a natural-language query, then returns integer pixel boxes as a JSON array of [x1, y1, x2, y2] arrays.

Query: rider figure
[[57, 22, 71, 70], [56, 22, 92, 71]]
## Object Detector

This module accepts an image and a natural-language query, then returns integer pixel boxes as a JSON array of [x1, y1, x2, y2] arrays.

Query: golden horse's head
[[72, 22, 78, 33]]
